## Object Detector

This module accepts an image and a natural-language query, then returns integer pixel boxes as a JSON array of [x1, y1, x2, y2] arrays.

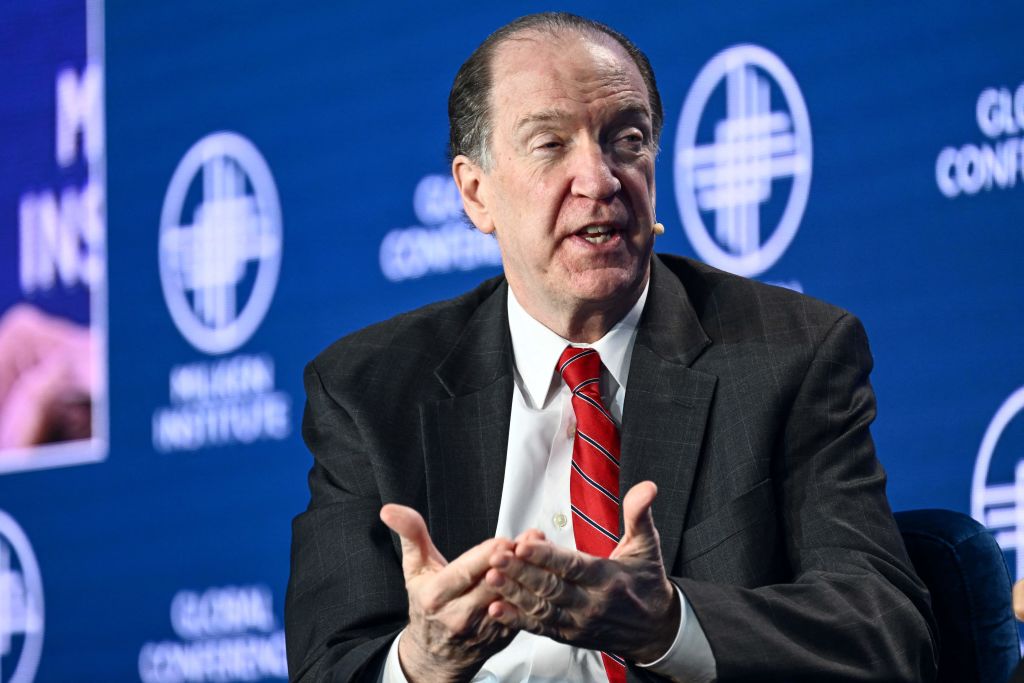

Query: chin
[[567, 267, 645, 306]]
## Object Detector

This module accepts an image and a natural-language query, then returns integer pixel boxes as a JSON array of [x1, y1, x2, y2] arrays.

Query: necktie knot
[[557, 346, 602, 393]]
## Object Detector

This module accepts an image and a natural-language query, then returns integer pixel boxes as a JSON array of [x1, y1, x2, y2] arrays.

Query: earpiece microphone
[[652, 222, 665, 235]]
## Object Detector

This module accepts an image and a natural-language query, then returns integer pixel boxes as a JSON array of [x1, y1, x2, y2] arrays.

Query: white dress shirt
[[381, 282, 716, 682]]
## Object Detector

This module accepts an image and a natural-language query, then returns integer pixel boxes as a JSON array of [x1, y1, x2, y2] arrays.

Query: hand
[[0, 304, 92, 448], [379, 504, 518, 683], [484, 481, 680, 663]]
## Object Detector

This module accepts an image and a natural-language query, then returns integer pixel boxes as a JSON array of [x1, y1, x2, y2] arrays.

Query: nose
[[569, 141, 621, 200]]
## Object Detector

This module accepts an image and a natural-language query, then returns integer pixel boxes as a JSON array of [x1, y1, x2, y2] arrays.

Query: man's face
[[461, 31, 657, 329]]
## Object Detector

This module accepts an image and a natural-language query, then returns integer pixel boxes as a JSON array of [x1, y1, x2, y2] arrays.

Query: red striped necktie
[[557, 346, 626, 683]]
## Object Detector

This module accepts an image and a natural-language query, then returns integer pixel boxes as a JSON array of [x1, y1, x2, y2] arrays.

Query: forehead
[[488, 30, 649, 128]]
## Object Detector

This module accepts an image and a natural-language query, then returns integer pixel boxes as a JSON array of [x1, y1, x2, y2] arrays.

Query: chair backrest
[[895, 509, 1021, 683]]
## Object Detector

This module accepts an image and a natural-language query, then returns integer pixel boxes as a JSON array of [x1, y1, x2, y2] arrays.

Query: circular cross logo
[[674, 44, 812, 277], [0, 510, 44, 683], [159, 132, 282, 355], [972, 386, 1024, 578]]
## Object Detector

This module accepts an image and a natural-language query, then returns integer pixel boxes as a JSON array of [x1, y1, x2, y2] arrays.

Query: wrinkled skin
[[453, 30, 659, 343], [485, 481, 679, 664], [380, 504, 517, 682]]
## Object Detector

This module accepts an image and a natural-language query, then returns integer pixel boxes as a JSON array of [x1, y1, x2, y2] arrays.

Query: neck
[[558, 299, 637, 343], [509, 274, 648, 344]]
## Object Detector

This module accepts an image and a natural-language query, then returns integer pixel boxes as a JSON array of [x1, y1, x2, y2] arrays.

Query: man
[[286, 13, 937, 682]]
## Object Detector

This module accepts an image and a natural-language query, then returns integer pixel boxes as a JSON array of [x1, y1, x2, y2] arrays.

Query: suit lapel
[[621, 257, 717, 571], [419, 258, 716, 568], [423, 282, 514, 562]]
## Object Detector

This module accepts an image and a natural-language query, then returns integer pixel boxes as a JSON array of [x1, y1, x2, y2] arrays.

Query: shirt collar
[[506, 280, 650, 408]]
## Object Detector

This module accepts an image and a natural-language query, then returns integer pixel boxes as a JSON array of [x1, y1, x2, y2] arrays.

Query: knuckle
[[494, 579, 513, 600], [449, 618, 472, 638], [528, 613, 549, 634], [583, 600, 603, 622], [539, 571, 560, 599], [583, 558, 608, 584], [606, 573, 630, 598], [565, 554, 585, 579], [507, 580, 527, 603], [419, 588, 442, 614], [420, 598, 438, 615], [454, 565, 474, 586], [482, 538, 504, 556]]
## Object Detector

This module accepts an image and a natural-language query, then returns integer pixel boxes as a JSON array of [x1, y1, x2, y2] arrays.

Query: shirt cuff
[[635, 584, 716, 682], [379, 628, 410, 683]]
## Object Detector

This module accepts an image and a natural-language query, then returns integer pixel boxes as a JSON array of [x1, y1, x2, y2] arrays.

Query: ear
[[452, 154, 495, 234]]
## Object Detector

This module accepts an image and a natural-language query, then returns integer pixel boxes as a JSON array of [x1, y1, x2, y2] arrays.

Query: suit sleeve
[[285, 360, 406, 682], [670, 313, 939, 682]]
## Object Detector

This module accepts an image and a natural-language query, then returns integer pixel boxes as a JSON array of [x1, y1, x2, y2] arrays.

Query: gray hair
[[447, 12, 664, 169]]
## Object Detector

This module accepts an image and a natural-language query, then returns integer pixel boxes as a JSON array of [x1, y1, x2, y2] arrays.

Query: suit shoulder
[[656, 253, 859, 341], [308, 275, 506, 384]]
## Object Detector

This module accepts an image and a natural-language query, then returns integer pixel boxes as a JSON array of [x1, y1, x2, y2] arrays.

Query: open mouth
[[576, 225, 617, 245]]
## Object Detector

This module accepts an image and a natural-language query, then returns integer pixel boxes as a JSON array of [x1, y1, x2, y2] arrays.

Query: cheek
[[495, 224, 541, 271], [496, 175, 547, 224], [494, 168, 569, 250], [627, 171, 656, 215]]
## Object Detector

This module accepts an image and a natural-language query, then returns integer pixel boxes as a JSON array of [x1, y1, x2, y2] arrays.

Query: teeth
[[580, 225, 614, 244]]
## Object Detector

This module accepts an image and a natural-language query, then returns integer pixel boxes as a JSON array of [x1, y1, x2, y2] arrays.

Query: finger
[[611, 481, 660, 560], [1014, 580, 1024, 621], [513, 539, 602, 584], [488, 598, 515, 622], [486, 566, 544, 612], [0, 356, 68, 448], [485, 570, 562, 633], [422, 536, 515, 609], [488, 598, 535, 634], [438, 570, 507, 630], [491, 552, 589, 608], [380, 504, 447, 576], [514, 528, 546, 545]]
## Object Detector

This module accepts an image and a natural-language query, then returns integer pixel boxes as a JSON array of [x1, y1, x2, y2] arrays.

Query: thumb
[[611, 481, 661, 560], [380, 504, 447, 576]]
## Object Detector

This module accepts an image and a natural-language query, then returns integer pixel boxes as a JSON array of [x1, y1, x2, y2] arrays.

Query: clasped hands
[[379, 481, 681, 683]]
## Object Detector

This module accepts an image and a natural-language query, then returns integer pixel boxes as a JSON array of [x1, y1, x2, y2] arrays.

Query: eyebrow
[[514, 108, 572, 134], [613, 102, 653, 125], [513, 102, 652, 135]]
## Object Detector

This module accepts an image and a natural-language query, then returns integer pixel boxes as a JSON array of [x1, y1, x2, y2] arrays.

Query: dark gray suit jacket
[[285, 255, 938, 682]]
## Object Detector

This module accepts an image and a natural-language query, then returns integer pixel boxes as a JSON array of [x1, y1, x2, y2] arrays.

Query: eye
[[533, 137, 564, 153], [608, 127, 647, 158], [614, 129, 645, 151]]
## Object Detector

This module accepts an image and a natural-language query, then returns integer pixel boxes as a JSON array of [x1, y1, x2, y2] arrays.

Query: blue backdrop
[[1, 1, 1023, 680]]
